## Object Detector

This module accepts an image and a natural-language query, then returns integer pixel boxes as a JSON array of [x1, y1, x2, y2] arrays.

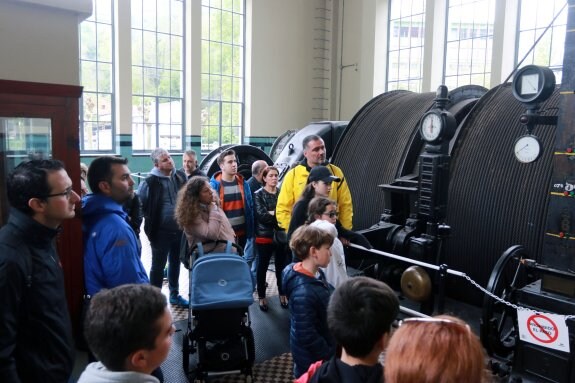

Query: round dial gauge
[[512, 65, 556, 105], [420, 112, 443, 142], [514, 135, 542, 163]]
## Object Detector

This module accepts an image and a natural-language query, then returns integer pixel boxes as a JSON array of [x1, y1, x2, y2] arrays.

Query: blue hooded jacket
[[282, 263, 335, 378], [82, 194, 149, 296]]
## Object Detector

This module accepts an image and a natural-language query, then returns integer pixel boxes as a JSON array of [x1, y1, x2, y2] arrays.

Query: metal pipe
[[348, 243, 467, 278]]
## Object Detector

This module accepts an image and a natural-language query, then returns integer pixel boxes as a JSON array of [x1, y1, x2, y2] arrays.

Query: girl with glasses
[[306, 197, 348, 288], [288, 166, 372, 254]]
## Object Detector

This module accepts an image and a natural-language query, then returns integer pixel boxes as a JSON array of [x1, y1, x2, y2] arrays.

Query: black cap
[[307, 165, 341, 183]]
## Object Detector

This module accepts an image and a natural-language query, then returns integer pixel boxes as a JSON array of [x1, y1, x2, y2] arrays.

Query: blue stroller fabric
[[190, 242, 254, 310]]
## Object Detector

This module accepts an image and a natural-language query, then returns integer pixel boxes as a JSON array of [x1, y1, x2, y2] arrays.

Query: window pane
[[171, 0, 184, 34], [82, 61, 97, 92], [142, 0, 156, 30], [79, 0, 115, 152], [210, 8, 222, 42], [517, 0, 566, 80], [98, 62, 112, 93], [222, 11, 233, 43], [81, 23, 96, 60], [132, 30, 143, 66], [202, 0, 244, 149], [97, 24, 112, 62], [444, 0, 495, 88], [157, 0, 170, 34], [387, 0, 426, 92], [210, 76, 221, 100], [171, 35, 182, 69], [157, 33, 170, 69], [133, 0, 185, 151]]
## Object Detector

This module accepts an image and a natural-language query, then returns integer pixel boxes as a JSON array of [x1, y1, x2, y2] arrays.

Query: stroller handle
[[190, 240, 244, 257]]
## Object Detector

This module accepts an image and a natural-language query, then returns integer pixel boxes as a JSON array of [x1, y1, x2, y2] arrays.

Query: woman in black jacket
[[254, 166, 288, 311]]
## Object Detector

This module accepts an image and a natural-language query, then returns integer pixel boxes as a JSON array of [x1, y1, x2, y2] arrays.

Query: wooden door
[[0, 79, 84, 333]]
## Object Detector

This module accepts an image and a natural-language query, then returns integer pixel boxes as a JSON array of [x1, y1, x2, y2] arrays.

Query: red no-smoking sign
[[526, 314, 558, 343], [517, 310, 570, 353]]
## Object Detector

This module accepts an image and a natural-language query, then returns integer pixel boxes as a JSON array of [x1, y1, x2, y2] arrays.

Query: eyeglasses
[[40, 186, 74, 200], [399, 317, 471, 332], [322, 211, 338, 218]]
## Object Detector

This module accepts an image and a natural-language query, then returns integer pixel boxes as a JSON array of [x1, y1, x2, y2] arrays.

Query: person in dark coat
[[282, 225, 336, 378], [0, 159, 80, 383], [138, 148, 188, 307], [253, 166, 288, 311], [296, 277, 400, 383]]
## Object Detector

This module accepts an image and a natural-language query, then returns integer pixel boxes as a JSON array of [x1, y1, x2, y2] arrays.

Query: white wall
[[248, 0, 318, 137], [0, 0, 91, 86], [332, 0, 384, 121]]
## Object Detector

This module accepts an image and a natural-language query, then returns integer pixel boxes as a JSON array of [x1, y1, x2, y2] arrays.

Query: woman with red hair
[[384, 315, 491, 383]]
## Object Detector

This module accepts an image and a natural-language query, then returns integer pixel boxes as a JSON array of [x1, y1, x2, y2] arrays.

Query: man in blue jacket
[[83, 156, 149, 296]]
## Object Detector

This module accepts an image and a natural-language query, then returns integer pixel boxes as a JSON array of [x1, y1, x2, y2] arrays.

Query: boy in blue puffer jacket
[[282, 225, 336, 378]]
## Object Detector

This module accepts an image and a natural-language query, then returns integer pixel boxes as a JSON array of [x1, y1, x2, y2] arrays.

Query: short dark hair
[[84, 284, 167, 371], [328, 276, 399, 357], [261, 166, 278, 186], [7, 159, 65, 215], [216, 149, 236, 166], [302, 134, 323, 150], [289, 224, 334, 260], [87, 156, 129, 194]]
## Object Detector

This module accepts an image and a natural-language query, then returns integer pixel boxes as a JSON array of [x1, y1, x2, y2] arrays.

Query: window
[[132, 0, 185, 152], [517, 0, 566, 83], [387, 0, 426, 92], [201, 0, 245, 151], [79, 0, 114, 152], [444, 0, 495, 89]]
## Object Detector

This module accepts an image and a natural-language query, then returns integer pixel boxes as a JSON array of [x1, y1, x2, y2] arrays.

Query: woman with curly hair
[[175, 176, 235, 253]]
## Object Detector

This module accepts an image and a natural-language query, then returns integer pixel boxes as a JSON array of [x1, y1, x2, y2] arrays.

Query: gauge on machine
[[514, 134, 542, 163], [512, 65, 556, 105], [420, 112, 443, 142]]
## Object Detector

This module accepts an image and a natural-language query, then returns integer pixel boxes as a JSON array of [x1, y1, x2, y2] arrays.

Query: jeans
[[149, 230, 182, 298], [240, 236, 257, 287], [256, 242, 288, 298]]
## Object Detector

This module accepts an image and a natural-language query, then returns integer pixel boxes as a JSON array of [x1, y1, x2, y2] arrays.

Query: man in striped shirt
[[209, 149, 256, 277]]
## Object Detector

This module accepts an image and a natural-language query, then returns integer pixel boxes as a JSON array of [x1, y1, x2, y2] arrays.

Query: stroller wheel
[[241, 326, 256, 365]]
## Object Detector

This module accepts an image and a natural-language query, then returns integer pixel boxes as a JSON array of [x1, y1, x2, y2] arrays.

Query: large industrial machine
[[267, 2, 575, 382]]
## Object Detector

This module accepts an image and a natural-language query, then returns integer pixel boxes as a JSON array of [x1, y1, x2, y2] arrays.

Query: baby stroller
[[182, 240, 256, 382]]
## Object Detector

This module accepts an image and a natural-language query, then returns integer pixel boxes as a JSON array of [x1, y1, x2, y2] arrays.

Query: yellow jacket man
[[276, 135, 353, 230]]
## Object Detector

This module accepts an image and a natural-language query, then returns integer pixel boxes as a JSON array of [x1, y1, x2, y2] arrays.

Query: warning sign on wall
[[517, 311, 570, 353]]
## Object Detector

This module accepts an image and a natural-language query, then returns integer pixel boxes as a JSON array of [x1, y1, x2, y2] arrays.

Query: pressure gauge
[[421, 112, 442, 142], [512, 65, 556, 105], [514, 134, 542, 163], [420, 110, 456, 144]]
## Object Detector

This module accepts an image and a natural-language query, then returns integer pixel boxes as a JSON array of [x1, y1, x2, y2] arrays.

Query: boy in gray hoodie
[[77, 284, 174, 383]]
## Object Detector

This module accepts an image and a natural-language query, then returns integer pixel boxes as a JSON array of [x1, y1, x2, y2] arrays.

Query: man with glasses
[[0, 159, 80, 383], [276, 134, 353, 232], [82, 156, 149, 297]]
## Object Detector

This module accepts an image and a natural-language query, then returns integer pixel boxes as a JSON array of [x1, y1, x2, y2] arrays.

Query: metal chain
[[462, 273, 575, 320]]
